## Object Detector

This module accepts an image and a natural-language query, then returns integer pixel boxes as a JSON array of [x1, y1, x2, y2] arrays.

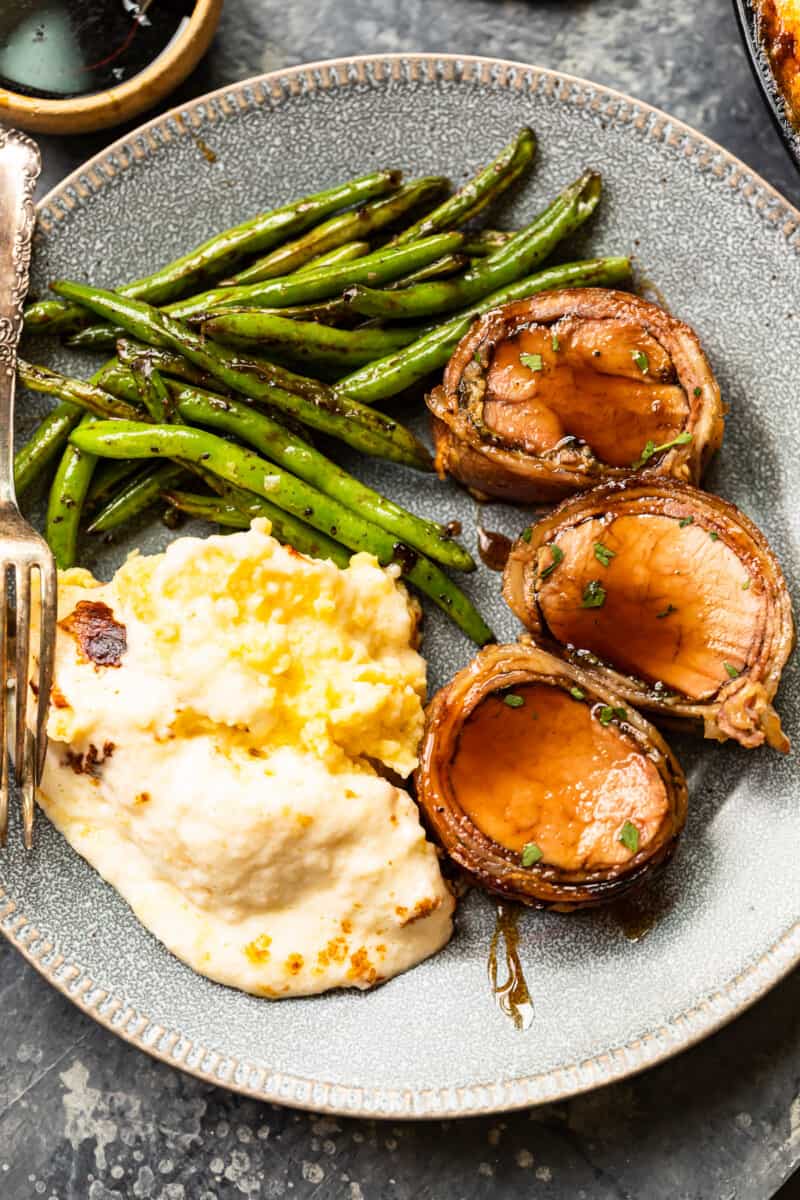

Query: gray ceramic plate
[[4, 54, 800, 1119]]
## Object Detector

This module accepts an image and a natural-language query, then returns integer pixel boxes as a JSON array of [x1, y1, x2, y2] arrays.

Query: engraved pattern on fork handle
[[0, 127, 41, 500], [0, 127, 39, 360]]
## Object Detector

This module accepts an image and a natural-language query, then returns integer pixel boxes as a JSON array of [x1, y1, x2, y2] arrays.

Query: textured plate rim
[[6, 51, 800, 1119]]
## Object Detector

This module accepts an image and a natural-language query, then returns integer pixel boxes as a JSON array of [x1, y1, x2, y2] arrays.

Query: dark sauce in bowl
[[0, 1, 195, 100]]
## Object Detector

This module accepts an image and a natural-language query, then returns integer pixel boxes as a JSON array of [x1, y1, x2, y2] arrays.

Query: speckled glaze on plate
[[4, 54, 800, 1119]]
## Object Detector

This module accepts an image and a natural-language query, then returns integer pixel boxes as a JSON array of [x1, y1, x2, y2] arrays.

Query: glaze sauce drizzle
[[477, 526, 513, 571], [487, 902, 534, 1030]]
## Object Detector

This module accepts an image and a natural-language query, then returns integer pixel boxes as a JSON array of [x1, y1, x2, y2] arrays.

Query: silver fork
[[0, 127, 56, 849]]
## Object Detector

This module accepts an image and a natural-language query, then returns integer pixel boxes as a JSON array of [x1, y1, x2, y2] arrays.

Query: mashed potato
[[37, 521, 453, 997]]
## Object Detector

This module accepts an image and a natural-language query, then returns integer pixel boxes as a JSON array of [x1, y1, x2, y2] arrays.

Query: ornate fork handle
[[0, 128, 41, 501]]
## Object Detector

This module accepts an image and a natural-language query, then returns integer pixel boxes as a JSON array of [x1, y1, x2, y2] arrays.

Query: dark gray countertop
[[2, 1, 799, 1196]]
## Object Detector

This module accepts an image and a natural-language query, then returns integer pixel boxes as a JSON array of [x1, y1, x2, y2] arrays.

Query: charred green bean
[[167, 230, 465, 321], [46, 412, 97, 570], [343, 171, 602, 320], [50, 281, 432, 469], [92, 367, 472, 570], [88, 462, 187, 533], [69, 421, 493, 644], [228, 177, 449, 286], [14, 399, 82, 496], [200, 310, 424, 369], [18, 360, 141, 421], [393, 128, 535, 244], [25, 170, 401, 335]]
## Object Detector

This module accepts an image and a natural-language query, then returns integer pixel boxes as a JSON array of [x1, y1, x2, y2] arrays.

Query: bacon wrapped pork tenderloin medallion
[[503, 479, 794, 751], [415, 642, 688, 909], [426, 289, 725, 502]]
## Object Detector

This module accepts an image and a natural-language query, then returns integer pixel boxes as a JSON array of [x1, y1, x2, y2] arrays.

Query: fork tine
[[14, 563, 32, 847], [34, 560, 56, 785], [0, 566, 8, 848]]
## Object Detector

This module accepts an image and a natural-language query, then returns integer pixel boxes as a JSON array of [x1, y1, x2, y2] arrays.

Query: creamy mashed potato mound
[[38, 521, 453, 998]]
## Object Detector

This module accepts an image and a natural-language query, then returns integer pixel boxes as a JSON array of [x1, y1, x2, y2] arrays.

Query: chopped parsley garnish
[[594, 542, 616, 568], [520, 352, 544, 372], [504, 693, 525, 708], [709, 531, 719, 541], [473, 350, 483, 364], [656, 603, 677, 619], [551, 333, 561, 352], [678, 515, 694, 528], [539, 543, 564, 580], [521, 526, 532, 543], [521, 842, 543, 867], [724, 662, 740, 679], [693, 386, 702, 397], [632, 430, 693, 469], [598, 705, 627, 726], [619, 820, 640, 853], [742, 578, 751, 590], [632, 349, 649, 374], [569, 686, 585, 701], [581, 579, 606, 608]]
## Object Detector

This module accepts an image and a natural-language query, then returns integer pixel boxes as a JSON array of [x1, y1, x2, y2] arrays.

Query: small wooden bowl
[[0, 0, 224, 136]]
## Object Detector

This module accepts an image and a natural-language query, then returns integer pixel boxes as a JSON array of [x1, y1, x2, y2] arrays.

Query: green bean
[[343, 170, 602, 320], [64, 324, 120, 352], [17, 359, 142, 421], [174, 385, 472, 570], [162, 488, 352, 567], [461, 230, 514, 256], [71, 232, 465, 346], [86, 458, 146, 508], [167, 230, 465, 321], [22, 299, 92, 337], [162, 490, 251, 528], [50, 281, 432, 469], [111, 342, 228, 391], [14, 399, 82, 496], [385, 253, 468, 290], [393, 128, 536, 245], [294, 241, 370, 273], [46, 413, 97, 569], [228, 177, 450, 286], [226, 298, 356, 326], [200, 310, 424, 370], [88, 462, 187, 533], [69, 422, 493, 644], [24, 170, 402, 335], [91, 366, 472, 570], [37, 356, 139, 564], [131, 358, 174, 422], [64, 243, 377, 352], [336, 255, 632, 404]]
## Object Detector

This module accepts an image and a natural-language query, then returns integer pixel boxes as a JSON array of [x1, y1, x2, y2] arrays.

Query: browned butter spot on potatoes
[[59, 600, 127, 668]]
